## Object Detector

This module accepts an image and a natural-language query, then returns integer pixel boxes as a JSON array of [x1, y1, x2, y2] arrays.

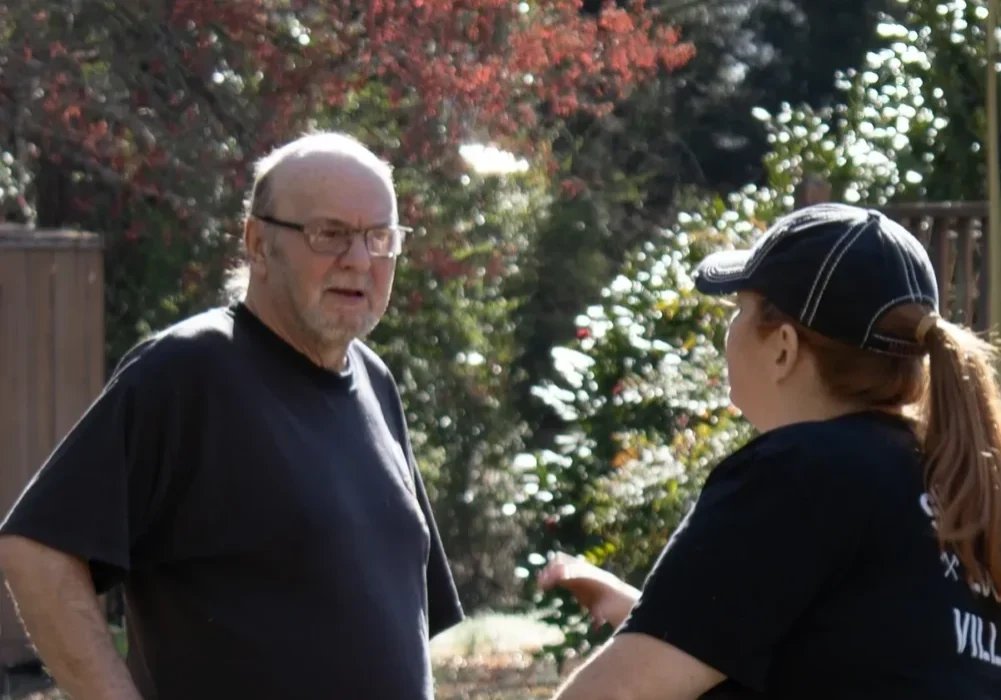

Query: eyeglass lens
[[305, 223, 399, 256]]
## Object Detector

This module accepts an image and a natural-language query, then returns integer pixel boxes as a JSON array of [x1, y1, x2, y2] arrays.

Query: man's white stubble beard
[[268, 242, 381, 361], [301, 303, 380, 349]]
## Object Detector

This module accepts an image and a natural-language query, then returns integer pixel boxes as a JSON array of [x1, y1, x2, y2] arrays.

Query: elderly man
[[0, 132, 463, 699]]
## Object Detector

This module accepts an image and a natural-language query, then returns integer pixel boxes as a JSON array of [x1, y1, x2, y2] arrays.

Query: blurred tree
[[754, 0, 1001, 207], [368, 162, 554, 608], [866, 0, 997, 201], [516, 37, 950, 652], [0, 0, 695, 609], [517, 186, 763, 660], [0, 0, 693, 366], [508, 0, 897, 455], [574, 0, 895, 191]]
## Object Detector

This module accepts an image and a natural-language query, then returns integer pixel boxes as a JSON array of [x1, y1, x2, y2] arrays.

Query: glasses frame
[[254, 214, 410, 258]]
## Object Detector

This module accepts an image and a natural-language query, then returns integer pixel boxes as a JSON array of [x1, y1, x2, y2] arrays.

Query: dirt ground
[[15, 657, 564, 700], [435, 653, 564, 699], [10, 613, 569, 700]]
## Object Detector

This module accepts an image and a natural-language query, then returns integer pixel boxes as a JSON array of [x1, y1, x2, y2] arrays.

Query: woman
[[539, 203, 1001, 699]]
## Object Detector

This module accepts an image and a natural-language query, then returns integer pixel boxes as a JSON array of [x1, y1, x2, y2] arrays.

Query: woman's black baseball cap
[[693, 203, 940, 357]]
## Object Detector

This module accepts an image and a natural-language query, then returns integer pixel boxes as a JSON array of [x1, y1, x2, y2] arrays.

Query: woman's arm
[[551, 633, 725, 700]]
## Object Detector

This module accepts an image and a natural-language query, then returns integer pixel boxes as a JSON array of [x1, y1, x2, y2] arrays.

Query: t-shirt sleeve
[[366, 353, 465, 638], [0, 343, 177, 594], [616, 437, 865, 692], [413, 461, 465, 638]]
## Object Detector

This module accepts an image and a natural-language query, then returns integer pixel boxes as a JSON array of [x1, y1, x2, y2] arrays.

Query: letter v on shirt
[[955, 608, 1001, 666]]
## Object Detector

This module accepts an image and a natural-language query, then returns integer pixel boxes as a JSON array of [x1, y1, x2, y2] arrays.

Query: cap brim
[[693, 249, 753, 295]]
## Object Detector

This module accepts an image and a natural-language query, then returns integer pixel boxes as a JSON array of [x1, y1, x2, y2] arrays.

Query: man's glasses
[[254, 214, 409, 258]]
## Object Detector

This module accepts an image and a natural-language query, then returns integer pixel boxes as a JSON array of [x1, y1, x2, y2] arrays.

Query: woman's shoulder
[[712, 410, 922, 489]]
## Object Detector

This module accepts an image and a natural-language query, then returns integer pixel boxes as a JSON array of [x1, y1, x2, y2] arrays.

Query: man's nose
[[336, 232, 372, 272]]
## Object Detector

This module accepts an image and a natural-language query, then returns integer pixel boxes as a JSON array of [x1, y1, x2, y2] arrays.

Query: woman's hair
[[755, 295, 1001, 595]]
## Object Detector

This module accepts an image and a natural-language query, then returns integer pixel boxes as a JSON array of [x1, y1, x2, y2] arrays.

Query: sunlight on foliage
[[511, 2, 991, 646], [515, 187, 791, 659]]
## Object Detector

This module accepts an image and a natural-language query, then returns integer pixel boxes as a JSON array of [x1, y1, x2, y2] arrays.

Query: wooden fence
[[0, 226, 105, 669], [879, 201, 991, 332]]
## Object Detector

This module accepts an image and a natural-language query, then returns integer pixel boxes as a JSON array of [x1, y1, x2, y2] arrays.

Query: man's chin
[[311, 315, 380, 346]]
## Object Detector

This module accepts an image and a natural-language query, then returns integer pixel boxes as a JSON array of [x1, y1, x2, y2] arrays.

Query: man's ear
[[244, 218, 269, 276], [771, 322, 801, 383]]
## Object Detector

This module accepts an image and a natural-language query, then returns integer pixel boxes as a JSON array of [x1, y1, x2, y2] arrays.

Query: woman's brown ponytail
[[920, 315, 1001, 595]]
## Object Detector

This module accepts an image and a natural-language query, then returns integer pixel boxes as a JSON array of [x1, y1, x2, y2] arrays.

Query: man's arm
[[551, 633, 725, 700], [0, 536, 142, 700]]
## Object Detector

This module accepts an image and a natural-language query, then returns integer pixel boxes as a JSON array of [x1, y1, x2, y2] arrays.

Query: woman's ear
[[770, 322, 801, 383]]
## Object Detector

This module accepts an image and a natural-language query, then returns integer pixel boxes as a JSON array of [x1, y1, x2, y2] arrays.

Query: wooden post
[[795, 175, 832, 207], [986, 0, 1001, 337]]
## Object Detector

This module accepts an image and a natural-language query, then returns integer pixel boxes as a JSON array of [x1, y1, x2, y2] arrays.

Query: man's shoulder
[[111, 306, 237, 385], [348, 339, 398, 390], [348, 340, 411, 443]]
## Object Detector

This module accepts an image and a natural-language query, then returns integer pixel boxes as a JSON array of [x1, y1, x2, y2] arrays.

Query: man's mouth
[[327, 287, 366, 299]]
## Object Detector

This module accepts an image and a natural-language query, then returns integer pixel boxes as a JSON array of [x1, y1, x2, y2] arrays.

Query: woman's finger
[[537, 560, 567, 590]]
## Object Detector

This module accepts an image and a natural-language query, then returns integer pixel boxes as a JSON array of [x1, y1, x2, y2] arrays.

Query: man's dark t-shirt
[[618, 410, 1001, 699], [0, 303, 463, 699]]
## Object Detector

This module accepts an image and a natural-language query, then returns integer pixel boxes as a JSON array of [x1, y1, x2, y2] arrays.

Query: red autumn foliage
[[560, 176, 589, 199], [0, 0, 693, 284], [2, 0, 691, 200]]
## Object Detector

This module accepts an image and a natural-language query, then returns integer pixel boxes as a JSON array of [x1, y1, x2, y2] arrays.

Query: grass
[[19, 614, 568, 700]]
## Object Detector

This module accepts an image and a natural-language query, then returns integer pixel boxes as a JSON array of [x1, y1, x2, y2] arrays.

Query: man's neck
[[243, 295, 349, 372]]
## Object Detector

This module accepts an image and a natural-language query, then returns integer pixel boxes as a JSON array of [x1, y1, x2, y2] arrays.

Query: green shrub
[[516, 189, 770, 659]]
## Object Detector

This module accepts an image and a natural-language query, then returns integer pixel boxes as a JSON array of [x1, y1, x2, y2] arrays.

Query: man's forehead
[[271, 152, 397, 223], [276, 153, 393, 194]]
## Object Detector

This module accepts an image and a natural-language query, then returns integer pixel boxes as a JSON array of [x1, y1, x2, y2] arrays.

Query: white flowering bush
[[0, 150, 34, 222], [517, 190, 785, 658], [516, 0, 986, 657]]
